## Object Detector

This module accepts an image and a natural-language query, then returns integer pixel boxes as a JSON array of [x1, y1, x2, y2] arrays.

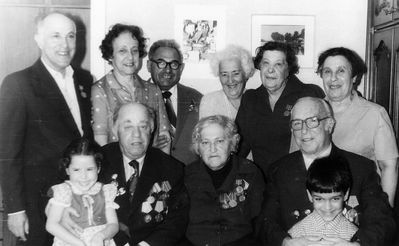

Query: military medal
[[236, 186, 243, 194], [229, 200, 237, 207], [144, 214, 152, 223], [155, 213, 163, 222], [147, 195, 155, 204], [154, 201, 164, 212], [141, 201, 153, 214], [238, 195, 245, 202]]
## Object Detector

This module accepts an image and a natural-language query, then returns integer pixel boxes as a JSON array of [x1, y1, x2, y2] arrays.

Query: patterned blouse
[[91, 71, 170, 143]]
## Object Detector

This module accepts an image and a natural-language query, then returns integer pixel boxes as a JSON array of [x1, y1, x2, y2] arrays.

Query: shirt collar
[[41, 57, 74, 79], [123, 154, 145, 175], [302, 143, 332, 169]]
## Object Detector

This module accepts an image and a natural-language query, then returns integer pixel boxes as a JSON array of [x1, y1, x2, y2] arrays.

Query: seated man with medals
[[182, 115, 265, 246], [99, 102, 189, 246]]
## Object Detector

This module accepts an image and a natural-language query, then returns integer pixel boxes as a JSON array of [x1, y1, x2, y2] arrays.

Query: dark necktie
[[127, 160, 139, 202], [162, 91, 177, 127]]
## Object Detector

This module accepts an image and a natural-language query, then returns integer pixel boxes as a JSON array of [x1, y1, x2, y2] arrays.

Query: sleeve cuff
[[8, 210, 25, 216]]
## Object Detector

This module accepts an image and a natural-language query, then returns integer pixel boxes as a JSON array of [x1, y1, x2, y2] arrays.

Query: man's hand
[[153, 131, 171, 154], [60, 207, 83, 236], [283, 236, 323, 246], [320, 237, 360, 246], [8, 212, 29, 241]]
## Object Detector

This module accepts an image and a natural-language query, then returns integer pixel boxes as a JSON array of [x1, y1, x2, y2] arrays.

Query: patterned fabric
[[288, 211, 358, 241], [53, 224, 116, 246], [49, 181, 118, 230], [91, 71, 170, 143]]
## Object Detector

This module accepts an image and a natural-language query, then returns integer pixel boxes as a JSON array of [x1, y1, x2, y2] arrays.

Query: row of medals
[[219, 179, 248, 209]]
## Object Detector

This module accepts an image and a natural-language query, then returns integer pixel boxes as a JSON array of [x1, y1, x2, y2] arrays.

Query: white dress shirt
[[42, 59, 83, 136]]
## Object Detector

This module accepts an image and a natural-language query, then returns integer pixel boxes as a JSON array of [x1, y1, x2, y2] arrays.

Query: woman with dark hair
[[236, 41, 324, 175], [91, 24, 170, 153], [317, 46, 398, 206]]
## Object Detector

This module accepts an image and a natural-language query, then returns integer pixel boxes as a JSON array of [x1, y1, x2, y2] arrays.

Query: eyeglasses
[[290, 116, 330, 131], [150, 59, 181, 70]]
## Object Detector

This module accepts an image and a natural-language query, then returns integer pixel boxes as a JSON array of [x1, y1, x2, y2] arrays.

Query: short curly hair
[[100, 23, 147, 64], [209, 45, 255, 79], [191, 115, 240, 156], [316, 47, 367, 87], [253, 41, 299, 76]]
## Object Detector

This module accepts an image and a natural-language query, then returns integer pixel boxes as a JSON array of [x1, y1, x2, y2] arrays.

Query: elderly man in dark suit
[[260, 97, 395, 246], [0, 12, 93, 245], [100, 102, 189, 246], [147, 39, 202, 165]]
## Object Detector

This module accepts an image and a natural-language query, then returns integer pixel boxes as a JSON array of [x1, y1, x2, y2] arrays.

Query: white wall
[[91, 0, 368, 94]]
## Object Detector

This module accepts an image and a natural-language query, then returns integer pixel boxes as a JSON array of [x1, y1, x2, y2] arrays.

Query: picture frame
[[174, 4, 226, 79], [252, 15, 315, 68], [373, 0, 394, 25]]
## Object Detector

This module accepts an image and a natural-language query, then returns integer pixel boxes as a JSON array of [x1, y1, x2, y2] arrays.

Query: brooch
[[188, 99, 199, 112], [110, 174, 126, 196], [283, 104, 293, 117], [79, 85, 87, 98]]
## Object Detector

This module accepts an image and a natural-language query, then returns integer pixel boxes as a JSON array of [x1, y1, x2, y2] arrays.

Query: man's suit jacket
[[260, 145, 395, 246], [172, 84, 202, 165], [100, 143, 189, 246], [0, 59, 93, 245]]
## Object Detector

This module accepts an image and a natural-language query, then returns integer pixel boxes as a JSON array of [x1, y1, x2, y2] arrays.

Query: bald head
[[34, 12, 76, 73], [291, 97, 335, 157], [113, 103, 155, 160], [291, 97, 333, 121]]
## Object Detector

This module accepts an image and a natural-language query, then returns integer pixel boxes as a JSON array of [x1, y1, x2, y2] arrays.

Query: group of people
[[0, 10, 398, 246]]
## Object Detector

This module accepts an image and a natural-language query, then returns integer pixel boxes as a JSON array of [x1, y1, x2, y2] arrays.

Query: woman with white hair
[[199, 45, 255, 120], [183, 115, 264, 246]]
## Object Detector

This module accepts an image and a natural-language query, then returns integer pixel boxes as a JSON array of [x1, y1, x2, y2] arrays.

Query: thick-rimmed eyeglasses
[[150, 59, 181, 70], [290, 116, 330, 131]]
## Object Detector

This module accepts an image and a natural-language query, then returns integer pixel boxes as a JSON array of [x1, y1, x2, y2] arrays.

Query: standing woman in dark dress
[[236, 41, 324, 175]]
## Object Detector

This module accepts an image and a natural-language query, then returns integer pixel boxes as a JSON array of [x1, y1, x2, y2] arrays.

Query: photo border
[[251, 15, 315, 68]]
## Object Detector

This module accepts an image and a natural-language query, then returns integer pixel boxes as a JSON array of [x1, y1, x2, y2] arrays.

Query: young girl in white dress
[[46, 138, 119, 246]]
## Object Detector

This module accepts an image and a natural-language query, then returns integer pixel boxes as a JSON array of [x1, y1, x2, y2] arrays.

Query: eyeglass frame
[[290, 116, 330, 131], [149, 58, 182, 70]]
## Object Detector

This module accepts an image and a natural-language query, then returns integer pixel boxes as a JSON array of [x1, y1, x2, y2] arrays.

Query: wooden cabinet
[[368, 0, 399, 139]]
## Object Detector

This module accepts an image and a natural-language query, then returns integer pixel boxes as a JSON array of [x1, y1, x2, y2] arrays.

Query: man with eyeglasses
[[258, 97, 395, 246], [147, 39, 202, 165]]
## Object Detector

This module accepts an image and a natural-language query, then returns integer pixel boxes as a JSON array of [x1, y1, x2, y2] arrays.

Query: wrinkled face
[[66, 155, 99, 192], [35, 13, 76, 73], [110, 32, 141, 77], [219, 58, 247, 100], [321, 55, 354, 102], [259, 50, 289, 93], [308, 191, 345, 222], [291, 99, 333, 156], [116, 104, 153, 160], [147, 47, 184, 91], [198, 123, 236, 171]]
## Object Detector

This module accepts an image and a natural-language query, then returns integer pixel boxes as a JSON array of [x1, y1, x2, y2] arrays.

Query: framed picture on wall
[[251, 15, 315, 68], [174, 4, 226, 79], [373, 0, 394, 25]]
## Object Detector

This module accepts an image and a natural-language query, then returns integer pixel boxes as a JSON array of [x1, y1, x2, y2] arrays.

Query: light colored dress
[[288, 211, 358, 241], [332, 92, 398, 173], [91, 71, 170, 143], [199, 90, 239, 120], [49, 181, 119, 246]]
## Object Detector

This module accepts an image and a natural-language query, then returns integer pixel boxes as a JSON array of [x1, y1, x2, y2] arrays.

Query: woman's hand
[[90, 232, 105, 246]]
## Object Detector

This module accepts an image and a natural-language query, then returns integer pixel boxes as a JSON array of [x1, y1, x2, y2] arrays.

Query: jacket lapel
[[31, 60, 81, 136]]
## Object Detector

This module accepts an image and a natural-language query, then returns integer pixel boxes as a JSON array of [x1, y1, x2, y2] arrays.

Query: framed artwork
[[174, 4, 226, 79], [373, 0, 394, 25], [252, 15, 315, 68]]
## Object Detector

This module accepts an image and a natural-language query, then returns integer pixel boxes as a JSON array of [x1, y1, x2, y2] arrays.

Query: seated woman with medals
[[182, 115, 265, 246]]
